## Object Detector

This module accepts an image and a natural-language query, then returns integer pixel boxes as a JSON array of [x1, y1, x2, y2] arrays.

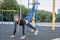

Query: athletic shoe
[[20, 35, 25, 39], [10, 35, 15, 38], [34, 30, 38, 35]]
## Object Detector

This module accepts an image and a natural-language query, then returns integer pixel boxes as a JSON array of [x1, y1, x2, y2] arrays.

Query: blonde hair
[[14, 14, 20, 18]]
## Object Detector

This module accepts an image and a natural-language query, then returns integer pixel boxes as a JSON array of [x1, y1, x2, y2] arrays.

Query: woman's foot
[[10, 35, 15, 38], [34, 30, 38, 35], [20, 35, 25, 39]]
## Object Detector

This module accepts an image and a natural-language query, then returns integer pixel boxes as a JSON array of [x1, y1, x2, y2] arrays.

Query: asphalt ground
[[0, 24, 60, 40]]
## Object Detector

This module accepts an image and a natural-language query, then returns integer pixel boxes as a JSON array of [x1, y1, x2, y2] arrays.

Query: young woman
[[10, 3, 38, 39]]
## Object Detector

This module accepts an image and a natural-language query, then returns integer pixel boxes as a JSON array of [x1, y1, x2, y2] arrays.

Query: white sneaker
[[20, 35, 25, 39], [34, 30, 38, 35], [10, 35, 15, 38]]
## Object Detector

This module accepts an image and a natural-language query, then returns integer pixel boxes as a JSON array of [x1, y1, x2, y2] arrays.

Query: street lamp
[[20, 0, 22, 19]]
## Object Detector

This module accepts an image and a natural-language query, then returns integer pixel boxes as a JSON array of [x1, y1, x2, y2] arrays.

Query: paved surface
[[0, 24, 60, 40]]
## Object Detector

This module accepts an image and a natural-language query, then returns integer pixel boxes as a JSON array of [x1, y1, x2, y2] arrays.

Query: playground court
[[0, 23, 60, 40]]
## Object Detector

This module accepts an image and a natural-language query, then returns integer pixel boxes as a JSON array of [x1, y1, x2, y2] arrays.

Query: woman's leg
[[13, 26, 17, 35], [22, 25, 25, 36], [26, 23, 36, 31], [26, 23, 38, 35], [20, 25, 25, 39], [10, 23, 17, 38]]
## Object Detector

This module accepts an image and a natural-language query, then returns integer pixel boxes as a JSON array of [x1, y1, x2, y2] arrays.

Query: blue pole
[[8, 12, 10, 21], [35, 0, 38, 22], [2, 11, 3, 22], [34, 0, 38, 29]]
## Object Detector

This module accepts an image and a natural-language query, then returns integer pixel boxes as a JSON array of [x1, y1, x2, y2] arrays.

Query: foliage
[[0, 0, 60, 22]]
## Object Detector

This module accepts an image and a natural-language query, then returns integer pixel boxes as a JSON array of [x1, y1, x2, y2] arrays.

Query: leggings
[[13, 22, 25, 35], [13, 23, 36, 36]]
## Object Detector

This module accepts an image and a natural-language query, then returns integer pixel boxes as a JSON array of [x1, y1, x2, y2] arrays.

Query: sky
[[16, 0, 60, 13]]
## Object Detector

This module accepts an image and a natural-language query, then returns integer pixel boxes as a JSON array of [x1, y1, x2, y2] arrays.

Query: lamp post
[[20, 0, 21, 19]]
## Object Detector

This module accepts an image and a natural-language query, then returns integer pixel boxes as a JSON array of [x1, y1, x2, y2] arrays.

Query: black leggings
[[13, 25, 25, 35], [13, 23, 36, 36]]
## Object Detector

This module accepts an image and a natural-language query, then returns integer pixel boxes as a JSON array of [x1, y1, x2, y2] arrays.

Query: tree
[[21, 5, 28, 18], [0, 0, 28, 21], [56, 14, 60, 22], [38, 10, 52, 22], [0, 0, 60, 22], [1, 0, 18, 10]]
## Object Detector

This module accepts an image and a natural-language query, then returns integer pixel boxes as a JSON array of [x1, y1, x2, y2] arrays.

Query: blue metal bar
[[2, 11, 3, 22], [8, 12, 10, 21], [13, 12, 15, 21], [35, 0, 38, 22], [34, 0, 38, 30], [0, 12, 1, 21]]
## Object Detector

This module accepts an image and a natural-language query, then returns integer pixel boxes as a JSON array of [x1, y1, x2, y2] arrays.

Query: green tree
[[21, 5, 28, 18], [0, 0, 19, 21], [38, 10, 52, 22], [56, 14, 60, 22], [1, 0, 18, 10], [0, 0, 28, 21]]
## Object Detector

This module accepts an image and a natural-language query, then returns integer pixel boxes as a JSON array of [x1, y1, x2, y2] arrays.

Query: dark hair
[[14, 14, 19, 18]]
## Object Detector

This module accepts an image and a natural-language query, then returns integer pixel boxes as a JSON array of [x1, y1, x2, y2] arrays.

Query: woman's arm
[[13, 22, 17, 35], [17, 24, 20, 32]]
